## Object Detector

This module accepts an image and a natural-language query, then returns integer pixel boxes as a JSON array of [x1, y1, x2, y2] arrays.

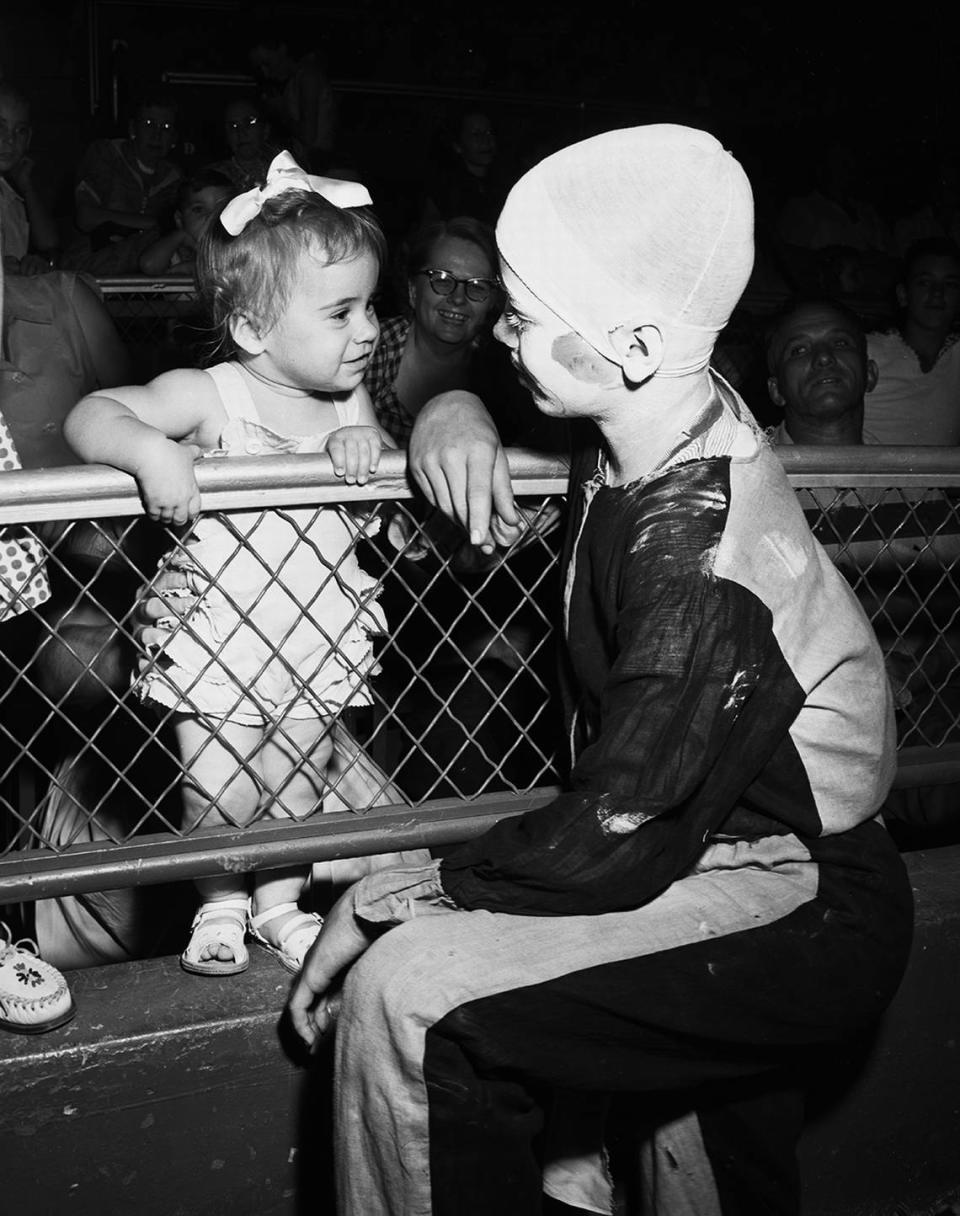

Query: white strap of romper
[[205, 362, 261, 425]]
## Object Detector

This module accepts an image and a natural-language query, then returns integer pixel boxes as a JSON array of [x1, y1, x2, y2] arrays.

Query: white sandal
[[248, 903, 322, 975], [180, 897, 250, 977]]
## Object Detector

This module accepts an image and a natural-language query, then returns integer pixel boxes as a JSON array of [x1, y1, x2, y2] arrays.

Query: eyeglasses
[[227, 117, 260, 131], [417, 268, 499, 304]]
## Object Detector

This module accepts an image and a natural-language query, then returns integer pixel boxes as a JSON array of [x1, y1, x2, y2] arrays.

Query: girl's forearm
[[64, 397, 167, 474]]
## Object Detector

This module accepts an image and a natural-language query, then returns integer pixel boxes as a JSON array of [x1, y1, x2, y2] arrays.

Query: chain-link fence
[[0, 450, 565, 913], [1, 447, 959, 913], [778, 446, 960, 779]]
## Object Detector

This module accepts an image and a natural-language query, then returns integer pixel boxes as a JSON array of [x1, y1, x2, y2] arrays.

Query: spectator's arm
[[74, 196, 158, 234], [8, 157, 60, 259], [138, 228, 192, 276]]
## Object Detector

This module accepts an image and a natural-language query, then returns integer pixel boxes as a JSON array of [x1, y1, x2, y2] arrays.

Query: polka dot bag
[[0, 414, 49, 623]]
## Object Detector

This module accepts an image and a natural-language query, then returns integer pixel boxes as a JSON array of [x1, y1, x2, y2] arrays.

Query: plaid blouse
[[364, 316, 414, 445]]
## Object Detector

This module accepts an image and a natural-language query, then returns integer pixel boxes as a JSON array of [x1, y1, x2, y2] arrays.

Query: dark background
[[2, 0, 958, 244]]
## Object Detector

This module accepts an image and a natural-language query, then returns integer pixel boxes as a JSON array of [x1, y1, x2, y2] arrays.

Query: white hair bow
[[220, 150, 373, 236]]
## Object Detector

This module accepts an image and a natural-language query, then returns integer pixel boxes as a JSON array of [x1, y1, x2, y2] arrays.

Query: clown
[[288, 126, 912, 1215]]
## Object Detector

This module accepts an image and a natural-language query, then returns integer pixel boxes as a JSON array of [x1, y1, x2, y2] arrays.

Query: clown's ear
[[608, 322, 664, 385]]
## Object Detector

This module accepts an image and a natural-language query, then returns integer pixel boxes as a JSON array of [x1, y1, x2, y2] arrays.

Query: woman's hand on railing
[[133, 568, 207, 656]]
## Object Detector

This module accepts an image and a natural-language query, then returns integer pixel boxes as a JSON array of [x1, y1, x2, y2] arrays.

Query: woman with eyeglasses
[[363, 216, 563, 802], [364, 215, 506, 447]]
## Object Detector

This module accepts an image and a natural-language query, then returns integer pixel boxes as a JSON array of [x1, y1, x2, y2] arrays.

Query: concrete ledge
[[0, 949, 314, 1216]]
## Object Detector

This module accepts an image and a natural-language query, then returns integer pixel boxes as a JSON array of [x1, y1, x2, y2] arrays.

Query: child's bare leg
[[249, 715, 333, 962], [176, 714, 264, 968]]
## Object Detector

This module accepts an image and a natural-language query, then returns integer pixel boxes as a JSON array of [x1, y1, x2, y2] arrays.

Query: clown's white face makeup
[[494, 259, 618, 417]]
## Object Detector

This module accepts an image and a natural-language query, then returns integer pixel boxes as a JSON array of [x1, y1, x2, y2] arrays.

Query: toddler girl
[[66, 152, 396, 977]]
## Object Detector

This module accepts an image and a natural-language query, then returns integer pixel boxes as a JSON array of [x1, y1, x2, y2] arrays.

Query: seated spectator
[[364, 216, 562, 799], [765, 298, 879, 446], [206, 96, 279, 192], [0, 81, 60, 275], [765, 295, 960, 758], [0, 251, 181, 968], [421, 108, 514, 228], [365, 215, 502, 444], [863, 237, 960, 445], [248, 32, 335, 169], [765, 298, 888, 553], [65, 94, 183, 276], [369, 215, 559, 450], [138, 168, 234, 276]]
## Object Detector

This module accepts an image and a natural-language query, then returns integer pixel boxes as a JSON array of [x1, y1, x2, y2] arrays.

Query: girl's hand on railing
[[135, 440, 203, 526], [326, 425, 385, 485]]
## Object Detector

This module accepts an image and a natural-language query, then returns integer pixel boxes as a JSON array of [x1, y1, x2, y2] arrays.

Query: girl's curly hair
[[195, 188, 386, 361]]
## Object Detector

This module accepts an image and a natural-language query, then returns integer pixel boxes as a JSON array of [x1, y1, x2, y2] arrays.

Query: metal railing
[[0, 450, 566, 905], [2, 447, 959, 908]]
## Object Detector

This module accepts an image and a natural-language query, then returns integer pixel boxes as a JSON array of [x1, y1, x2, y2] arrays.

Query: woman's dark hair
[[901, 236, 960, 283]]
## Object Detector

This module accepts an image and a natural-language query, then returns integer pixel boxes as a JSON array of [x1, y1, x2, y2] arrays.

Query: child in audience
[[0, 81, 60, 274], [138, 168, 234, 275], [864, 236, 960, 444], [65, 151, 396, 978]]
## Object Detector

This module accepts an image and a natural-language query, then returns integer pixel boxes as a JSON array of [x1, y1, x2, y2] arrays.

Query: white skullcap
[[496, 124, 754, 376]]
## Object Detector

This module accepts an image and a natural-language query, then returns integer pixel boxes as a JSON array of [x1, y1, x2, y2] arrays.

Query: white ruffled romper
[[138, 362, 385, 724]]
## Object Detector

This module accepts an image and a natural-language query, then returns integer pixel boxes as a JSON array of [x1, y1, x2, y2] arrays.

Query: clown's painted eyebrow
[[502, 297, 533, 322]]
